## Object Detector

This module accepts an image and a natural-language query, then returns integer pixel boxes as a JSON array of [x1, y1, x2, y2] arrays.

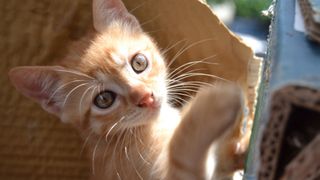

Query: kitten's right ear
[[9, 66, 64, 118], [92, 0, 141, 32]]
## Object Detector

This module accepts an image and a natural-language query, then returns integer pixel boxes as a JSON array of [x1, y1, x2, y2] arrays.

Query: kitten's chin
[[139, 105, 162, 125], [125, 103, 162, 128], [122, 95, 167, 128]]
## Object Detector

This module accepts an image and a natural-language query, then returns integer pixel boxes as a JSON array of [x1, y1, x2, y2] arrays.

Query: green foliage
[[208, 0, 225, 4], [207, 0, 272, 21], [234, 0, 271, 18]]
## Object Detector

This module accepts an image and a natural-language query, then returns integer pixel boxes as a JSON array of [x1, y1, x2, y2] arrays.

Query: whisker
[[136, 127, 146, 147], [140, 14, 161, 27], [80, 86, 98, 155], [63, 82, 90, 107], [90, 86, 98, 101], [92, 134, 104, 175], [132, 128, 151, 165], [168, 55, 218, 79], [118, 128, 130, 178], [124, 132, 144, 180], [47, 79, 87, 104], [169, 98, 185, 107], [168, 64, 202, 82], [106, 117, 126, 139], [129, 148, 144, 180], [170, 81, 217, 91], [116, 172, 122, 180], [173, 72, 229, 83], [166, 42, 189, 68], [103, 128, 124, 176], [80, 129, 94, 155], [102, 117, 126, 165], [168, 87, 199, 94], [145, 29, 163, 35], [167, 38, 216, 68], [124, 146, 130, 160], [112, 128, 127, 179], [129, 1, 147, 13], [54, 69, 94, 80], [161, 39, 187, 56], [167, 80, 210, 89], [167, 68, 206, 86], [167, 81, 201, 89], [168, 94, 189, 105], [168, 92, 194, 100], [79, 85, 95, 117]]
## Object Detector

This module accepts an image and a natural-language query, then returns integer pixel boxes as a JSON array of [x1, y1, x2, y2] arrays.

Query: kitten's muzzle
[[129, 86, 157, 108], [137, 92, 155, 108]]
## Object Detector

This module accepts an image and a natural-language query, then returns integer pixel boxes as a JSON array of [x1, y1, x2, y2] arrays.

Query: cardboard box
[[0, 0, 261, 179]]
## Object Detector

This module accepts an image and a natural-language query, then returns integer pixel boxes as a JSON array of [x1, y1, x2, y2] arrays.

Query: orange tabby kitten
[[9, 0, 244, 179]]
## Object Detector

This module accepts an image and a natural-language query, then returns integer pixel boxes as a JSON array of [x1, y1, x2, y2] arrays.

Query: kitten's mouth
[[149, 96, 163, 110], [142, 99, 161, 112], [140, 97, 162, 117], [125, 94, 163, 127], [126, 100, 161, 128], [137, 92, 161, 110]]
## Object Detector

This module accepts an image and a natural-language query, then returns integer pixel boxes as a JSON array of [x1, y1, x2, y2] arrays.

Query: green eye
[[131, 53, 148, 73], [93, 91, 116, 109]]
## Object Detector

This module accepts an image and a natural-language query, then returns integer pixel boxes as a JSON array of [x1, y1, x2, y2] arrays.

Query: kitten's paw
[[167, 83, 243, 180], [200, 83, 242, 113], [190, 83, 243, 139]]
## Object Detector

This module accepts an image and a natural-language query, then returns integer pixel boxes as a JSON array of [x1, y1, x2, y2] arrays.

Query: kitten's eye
[[131, 53, 148, 73], [94, 91, 116, 109]]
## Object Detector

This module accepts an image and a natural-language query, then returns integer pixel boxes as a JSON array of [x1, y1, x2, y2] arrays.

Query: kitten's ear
[[9, 66, 65, 118], [92, 0, 141, 32]]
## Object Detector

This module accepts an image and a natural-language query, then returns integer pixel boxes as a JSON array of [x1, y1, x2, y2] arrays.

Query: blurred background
[[207, 0, 273, 57]]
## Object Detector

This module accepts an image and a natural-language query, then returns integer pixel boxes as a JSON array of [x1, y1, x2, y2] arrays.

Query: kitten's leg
[[166, 84, 242, 180], [212, 114, 248, 180], [213, 98, 251, 179]]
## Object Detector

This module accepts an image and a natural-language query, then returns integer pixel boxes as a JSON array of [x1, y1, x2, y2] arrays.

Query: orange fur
[[8, 0, 247, 179]]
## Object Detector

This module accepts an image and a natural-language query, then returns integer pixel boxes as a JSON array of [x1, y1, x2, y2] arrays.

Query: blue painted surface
[[245, 0, 320, 179], [310, 0, 320, 11], [269, 0, 320, 91]]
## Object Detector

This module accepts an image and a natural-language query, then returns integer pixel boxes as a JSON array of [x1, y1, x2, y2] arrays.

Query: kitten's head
[[9, 0, 168, 134]]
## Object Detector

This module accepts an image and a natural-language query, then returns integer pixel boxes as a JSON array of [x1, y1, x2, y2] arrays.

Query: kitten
[[9, 0, 245, 179]]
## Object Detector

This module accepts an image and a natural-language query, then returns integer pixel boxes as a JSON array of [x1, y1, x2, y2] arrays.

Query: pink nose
[[129, 87, 155, 108], [137, 92, 155, 108]]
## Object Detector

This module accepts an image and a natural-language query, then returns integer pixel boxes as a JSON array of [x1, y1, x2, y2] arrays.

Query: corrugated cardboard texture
[[0, 0, 261, 179], [281, 134, 320, 180], [299, 0, 320, 42], [0, 1, 92, 180], [259, 86, 320, 180]]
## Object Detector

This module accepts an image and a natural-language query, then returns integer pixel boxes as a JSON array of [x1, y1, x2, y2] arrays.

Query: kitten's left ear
[[9, 66, 65, 118], [92, 0, 141, 32]]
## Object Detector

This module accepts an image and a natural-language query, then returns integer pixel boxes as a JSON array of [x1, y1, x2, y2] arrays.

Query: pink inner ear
[[92, 0, 140, 32], [9, 66, 62, 117], [107, 0, 127, 11], [10, 67, 51, 99]]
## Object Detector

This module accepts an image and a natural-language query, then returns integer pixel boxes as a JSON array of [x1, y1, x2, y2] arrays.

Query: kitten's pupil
[[94, 91, 116, 109], [131, 53, 148, 73]]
